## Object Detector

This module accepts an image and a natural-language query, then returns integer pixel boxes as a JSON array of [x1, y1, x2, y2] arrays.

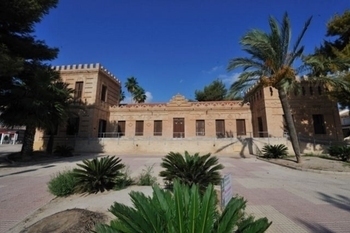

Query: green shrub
[[95, 180, 272, 233], [54, 145, 74, 157], [328, 145, 350, 161], [137, 164, 157, 186], [47, 170, 77, 197], [114, 166, 134, 190], [262, 144, 288, 158], [159, 151, 224, 193], [73, 156, 125, 194]]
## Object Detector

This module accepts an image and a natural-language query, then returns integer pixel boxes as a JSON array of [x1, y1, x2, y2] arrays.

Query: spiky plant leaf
[[262, 144, 288, 158], [159, 151, 224, 193], [73, 156, 125, 193], [95, 180, 271, 233]]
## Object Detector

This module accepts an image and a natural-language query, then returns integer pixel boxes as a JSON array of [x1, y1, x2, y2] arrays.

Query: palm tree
[[133, 86, 147, 103], [227, 13, 312, 163], [124, 77, 147, 103], [0, 63, 77, 159], [124, 76, 138, 95]]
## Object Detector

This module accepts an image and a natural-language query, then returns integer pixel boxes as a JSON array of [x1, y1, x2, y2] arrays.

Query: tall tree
[[0, 65, 76, 158], [124, 77, 147, 103], [0, 0, 59, 158], [133, 86, 147, 103], [0, 0, 59, 93], [309, 10, 350, 109], [195, 79, 228, 101], [227, 13, 312, 163]]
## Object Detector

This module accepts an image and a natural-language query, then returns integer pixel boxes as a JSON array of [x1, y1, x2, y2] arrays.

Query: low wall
[[72, 137, 331, 156], [72, 137, 252, 155]]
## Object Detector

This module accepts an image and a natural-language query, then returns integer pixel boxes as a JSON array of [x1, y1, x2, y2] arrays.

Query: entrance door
[[117, 121, 125, 137], [98, 119, 107, 137], [173, 118, 185, 138], [258, 117, 264, 137]]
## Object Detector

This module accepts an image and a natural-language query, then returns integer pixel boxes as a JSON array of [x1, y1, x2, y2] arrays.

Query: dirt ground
[[6, 153, 350, 233], [262, 155, 350, 173]]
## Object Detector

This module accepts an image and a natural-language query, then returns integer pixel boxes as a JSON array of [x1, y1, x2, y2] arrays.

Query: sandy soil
[[7, 154, 350, 232], [262, 156, 350, 173]]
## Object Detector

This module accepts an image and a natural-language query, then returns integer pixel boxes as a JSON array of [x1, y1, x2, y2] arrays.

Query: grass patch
[[137, 164, 157, 186], [48, 169, 77, 197]]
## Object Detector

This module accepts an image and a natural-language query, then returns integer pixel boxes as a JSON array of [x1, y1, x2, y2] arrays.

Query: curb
[[256, 157, 350, 175]]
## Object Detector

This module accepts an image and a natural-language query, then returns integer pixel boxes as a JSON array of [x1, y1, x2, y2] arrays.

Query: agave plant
[[95, 180, 272, 233], [73, 156, 125, 193], [159, 151, 224, 193], [262, 144, 288, 158]]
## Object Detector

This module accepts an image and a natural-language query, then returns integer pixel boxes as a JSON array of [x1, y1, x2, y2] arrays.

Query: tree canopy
[[0, 0, 59, 93], [124, 77, 146, 103], [311, 10, 350, 109], [0, 0, 73, 158], [227, 13, 313, 163], [195, 79, 229, 101]]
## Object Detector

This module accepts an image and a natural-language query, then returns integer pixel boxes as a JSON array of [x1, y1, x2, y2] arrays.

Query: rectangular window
[[236, 119, 246, 136], [117, 121, 125, 137], [135, 121, 144, 136], [66, 117, 79, 135], [196, 120, 205, 136], [313, 114, 326, 134], [215, 120, 225, 138], [101, 84, 107, 102], [74, 81, 83, 100], [173, 118, 185, 138], [154, 120, 162, 136]]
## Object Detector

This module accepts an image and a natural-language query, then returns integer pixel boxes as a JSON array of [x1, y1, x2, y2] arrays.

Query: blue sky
[[35, 0, 349, 103]]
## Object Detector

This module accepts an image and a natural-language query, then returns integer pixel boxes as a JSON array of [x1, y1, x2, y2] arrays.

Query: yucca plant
[[159, 151, 224, 193], [73, 156, 125, 193], [262, 144, 288, 158], [95, 180, 272, 233]]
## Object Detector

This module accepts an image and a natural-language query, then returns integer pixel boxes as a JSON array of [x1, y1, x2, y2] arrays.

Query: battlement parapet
[[52, 63, 121, 84]]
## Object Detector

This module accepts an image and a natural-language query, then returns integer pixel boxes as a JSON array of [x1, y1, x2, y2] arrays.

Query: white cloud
[[120, 91, 153, 103], [219, 73, 241, 85], [145, 91, 153, 103], [203, 65, 223, 74], [121, 95, 133, 104], [179, 79, 183, 83]]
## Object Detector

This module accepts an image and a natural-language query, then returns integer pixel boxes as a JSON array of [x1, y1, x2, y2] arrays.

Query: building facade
[[33, 63, 343, 154]]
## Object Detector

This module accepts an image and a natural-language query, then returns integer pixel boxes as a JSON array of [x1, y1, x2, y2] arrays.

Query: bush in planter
[[327, 145, 350, 161], [159, 151, 224, 193], [47, 170, 77, 197], [95, 180, 272, 233], [262, 144, 288, 158], [54, 145, 74, 157], [73, 156, 125, 193]]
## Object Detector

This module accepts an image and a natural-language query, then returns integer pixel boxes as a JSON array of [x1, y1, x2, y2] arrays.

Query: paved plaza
[[0, 144, 350, 232]]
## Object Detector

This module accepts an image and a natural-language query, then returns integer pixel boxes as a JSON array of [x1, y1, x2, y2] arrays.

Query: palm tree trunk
[[46, 133, 54, 155], [278, 88, 302, 163], [21, 125, 36, 160]]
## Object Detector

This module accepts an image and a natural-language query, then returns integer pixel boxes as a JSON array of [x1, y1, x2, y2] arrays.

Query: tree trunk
[[46, 133, 54, 155], [278, 88, 302, 163], [21, 125, 36, 160]]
